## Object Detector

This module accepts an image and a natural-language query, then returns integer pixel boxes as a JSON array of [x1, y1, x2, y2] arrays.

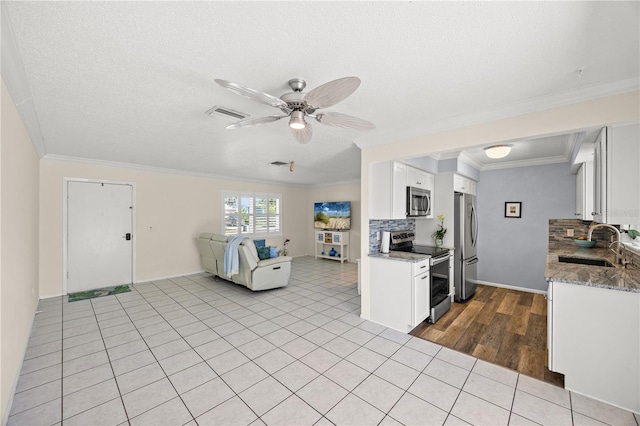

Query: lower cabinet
[[370, 257, 430, 333], [547, 281, 640, 412]]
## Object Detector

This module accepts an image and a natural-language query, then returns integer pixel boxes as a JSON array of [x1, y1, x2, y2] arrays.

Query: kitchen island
[[545, 243, 640, 413]]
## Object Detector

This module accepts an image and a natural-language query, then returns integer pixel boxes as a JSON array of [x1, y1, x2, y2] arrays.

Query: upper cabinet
[[370, 161, 434, 219], [574, 161, 594, 221], [407, 165, 433, 191], [453, 173, 476, 195], [592, 123, 640, 226]]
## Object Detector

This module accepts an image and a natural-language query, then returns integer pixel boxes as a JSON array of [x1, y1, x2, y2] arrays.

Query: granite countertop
[[545, 244, 640, 292], [368, 251, 430, 263]]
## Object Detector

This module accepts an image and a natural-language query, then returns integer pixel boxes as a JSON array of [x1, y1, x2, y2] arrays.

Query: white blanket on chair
[[224, 235, 247, 278]]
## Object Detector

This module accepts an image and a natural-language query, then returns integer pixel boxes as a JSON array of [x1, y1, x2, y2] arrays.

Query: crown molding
[[1, 3, 47, 158], [479, 155, 570, 171], [357, 79, 640, 150], [42, 155, 320, 188], [457, 151, 483, 171]]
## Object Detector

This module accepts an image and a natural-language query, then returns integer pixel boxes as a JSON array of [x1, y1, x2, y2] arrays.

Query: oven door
[[429, 253, 451, 323]]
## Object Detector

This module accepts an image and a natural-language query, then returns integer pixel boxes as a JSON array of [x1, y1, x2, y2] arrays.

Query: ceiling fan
[[214, 76, 375, 144]]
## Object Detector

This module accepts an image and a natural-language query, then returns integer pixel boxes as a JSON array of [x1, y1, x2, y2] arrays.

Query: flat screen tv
[[314, 201, 351, 230]]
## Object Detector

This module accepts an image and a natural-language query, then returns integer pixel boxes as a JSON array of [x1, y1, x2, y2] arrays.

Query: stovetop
[[388, 230, 449, 257]]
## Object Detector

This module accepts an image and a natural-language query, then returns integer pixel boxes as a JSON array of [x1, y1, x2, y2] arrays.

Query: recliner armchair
[[196, 233, 291, 291]]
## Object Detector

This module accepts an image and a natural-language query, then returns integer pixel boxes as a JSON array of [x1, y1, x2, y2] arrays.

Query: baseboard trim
[[136, 271, 208, 283], [40, 293, 65, 299], [475, 280, 547, 295], [3, 299, 41, 425]]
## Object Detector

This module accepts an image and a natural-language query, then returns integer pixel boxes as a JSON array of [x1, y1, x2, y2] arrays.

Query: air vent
[[206, 105, 249, 121], [270, 161, 288, 166]]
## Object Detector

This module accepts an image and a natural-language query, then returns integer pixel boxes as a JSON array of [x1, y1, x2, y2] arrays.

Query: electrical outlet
[[567, 229, 574, 237]]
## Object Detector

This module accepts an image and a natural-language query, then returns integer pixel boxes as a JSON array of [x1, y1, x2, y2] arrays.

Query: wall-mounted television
[[314, 201, 351, 230]]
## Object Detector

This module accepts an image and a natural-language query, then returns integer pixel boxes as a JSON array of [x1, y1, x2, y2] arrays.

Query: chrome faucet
[[587, 223, 623, 264]]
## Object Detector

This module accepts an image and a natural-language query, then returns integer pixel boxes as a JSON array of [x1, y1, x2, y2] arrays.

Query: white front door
[[67, 181, 133, 293]]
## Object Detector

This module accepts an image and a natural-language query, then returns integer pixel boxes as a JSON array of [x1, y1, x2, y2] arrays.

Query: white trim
[[478, 155, 570, 171], [63, 178, 137, 295], [1, 2, 47, 158], [40, 293, 66, 300], [44, 155, 314, 188], [356, 81, 640, 150], [2, 303, 39, 426], [457, 151, 483, 171], [475, 279, 547, 295], [134, 271, 207, 283]]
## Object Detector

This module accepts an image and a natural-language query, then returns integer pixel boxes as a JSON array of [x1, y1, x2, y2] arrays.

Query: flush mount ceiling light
[[484, 145, 512, 159]]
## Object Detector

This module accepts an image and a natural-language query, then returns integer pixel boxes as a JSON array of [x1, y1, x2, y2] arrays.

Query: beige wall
[[359, 90, 640, 320], [1, 80, 40, 421], [39, 160, 309, 297], [307, 182, 361, 261]]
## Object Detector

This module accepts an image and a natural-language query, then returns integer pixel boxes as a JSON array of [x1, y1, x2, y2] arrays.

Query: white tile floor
[[8, 256, 639, 426]]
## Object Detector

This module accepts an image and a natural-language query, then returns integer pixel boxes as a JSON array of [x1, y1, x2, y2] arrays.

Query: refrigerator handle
[[470, 204, 478, 247]]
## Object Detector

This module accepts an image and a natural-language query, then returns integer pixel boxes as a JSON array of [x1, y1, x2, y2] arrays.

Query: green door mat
[[68, 285, 131, 302]]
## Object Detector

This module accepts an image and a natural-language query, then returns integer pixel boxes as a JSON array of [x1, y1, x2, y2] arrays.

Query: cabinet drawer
[[412, 259, 429, 276]]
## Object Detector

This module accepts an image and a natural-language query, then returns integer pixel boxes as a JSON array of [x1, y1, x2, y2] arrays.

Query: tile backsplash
[[368, 219, 415, 253], [548, 218, 614, 248]]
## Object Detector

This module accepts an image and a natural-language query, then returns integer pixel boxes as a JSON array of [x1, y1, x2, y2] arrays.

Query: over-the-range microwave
[[406, 186, 431, 217]]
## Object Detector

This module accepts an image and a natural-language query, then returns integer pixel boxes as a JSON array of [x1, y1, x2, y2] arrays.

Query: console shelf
[[315, 231, 349, 263]]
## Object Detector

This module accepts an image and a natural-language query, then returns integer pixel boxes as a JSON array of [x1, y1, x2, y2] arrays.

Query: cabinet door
[[547, 282, 554, 371], [593, 128, 607, 223], [407, 167, 427, 189], [607, 123, 640, 226], [392, 162, 407, 218], [575, 164, 584, 220], [413, 271, 430, 326]]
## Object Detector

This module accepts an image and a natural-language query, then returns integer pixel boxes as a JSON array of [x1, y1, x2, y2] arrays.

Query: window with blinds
[[222, 191, 281, 238]]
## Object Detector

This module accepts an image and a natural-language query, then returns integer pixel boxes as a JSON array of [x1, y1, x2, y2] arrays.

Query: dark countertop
[[545, 244, 640, 292]]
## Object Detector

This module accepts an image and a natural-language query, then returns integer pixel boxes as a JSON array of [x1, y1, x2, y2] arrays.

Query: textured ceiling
[[3, 1, 639, 184]]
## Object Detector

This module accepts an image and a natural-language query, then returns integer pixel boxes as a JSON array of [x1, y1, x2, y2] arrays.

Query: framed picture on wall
[[505, 202, 522, 218]]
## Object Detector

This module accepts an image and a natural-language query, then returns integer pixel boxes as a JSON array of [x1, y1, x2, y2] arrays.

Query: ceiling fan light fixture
[[484, 144, 512, 159], [289, 161, 295, 172], [289, 111, 307, 130]]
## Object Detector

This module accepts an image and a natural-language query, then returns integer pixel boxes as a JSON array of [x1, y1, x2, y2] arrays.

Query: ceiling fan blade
[[215, 79, 288, 109], [226, 115, 286, 130], [304, 76, 361, 109], [291, 122, 313, 144], [315, 112, 375, 130]]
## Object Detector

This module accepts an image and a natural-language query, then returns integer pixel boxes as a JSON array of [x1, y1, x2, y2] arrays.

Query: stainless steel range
[[389, 231, 452, 324]]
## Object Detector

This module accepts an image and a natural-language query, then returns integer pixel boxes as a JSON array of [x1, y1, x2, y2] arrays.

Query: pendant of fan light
[[214, 77, 375, 144]]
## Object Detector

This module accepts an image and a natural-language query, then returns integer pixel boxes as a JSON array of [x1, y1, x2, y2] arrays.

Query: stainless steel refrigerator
[[454, 192, 478, 301]]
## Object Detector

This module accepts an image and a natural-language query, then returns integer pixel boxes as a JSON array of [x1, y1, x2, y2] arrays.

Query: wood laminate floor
[[411, 284, 565, 387]]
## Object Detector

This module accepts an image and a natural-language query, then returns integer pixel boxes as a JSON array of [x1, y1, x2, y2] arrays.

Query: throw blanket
[[224, 235, 247, 278]]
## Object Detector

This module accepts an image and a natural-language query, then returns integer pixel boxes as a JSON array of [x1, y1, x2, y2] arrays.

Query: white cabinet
[[370, 161, 434, 219], [369, 257, 430, 333], [315, 231, 349, 263], [592, 123, 640, 226], [412, 260, 430, 325], [406, 166, 424, 189], [593, 128, 607, 222], [547, 281, 640, 412], [453, 173, 476, 195], [574, 162, 594, 220], [607, 123, 640, 227]]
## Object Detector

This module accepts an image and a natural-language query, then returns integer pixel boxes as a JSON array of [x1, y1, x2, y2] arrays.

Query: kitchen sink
[[558, 255, 614, 267]]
